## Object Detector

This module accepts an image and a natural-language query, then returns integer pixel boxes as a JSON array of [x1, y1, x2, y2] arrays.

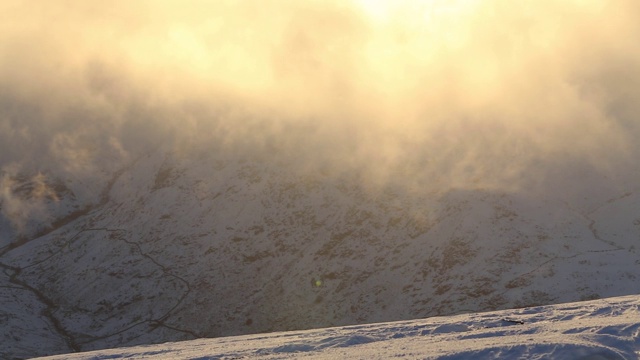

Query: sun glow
[[355, 0, 482, 23]]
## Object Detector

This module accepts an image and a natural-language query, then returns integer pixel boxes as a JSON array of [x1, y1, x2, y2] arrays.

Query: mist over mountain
[[1, 1, 640, 358]]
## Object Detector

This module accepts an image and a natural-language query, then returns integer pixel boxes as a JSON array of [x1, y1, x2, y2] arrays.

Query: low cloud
[[1, 0, 639, 231]]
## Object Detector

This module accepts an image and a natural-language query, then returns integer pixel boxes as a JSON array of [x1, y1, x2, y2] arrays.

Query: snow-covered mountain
[[1, 144, 639, 359], [34, 294, 640, 359], [3, 1, 640, 359]]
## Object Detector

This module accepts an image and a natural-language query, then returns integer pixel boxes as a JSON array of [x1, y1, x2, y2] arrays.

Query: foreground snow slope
[[37, 294, 640, 359]]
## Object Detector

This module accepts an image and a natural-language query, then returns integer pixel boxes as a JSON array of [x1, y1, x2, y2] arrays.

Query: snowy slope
[[1, 144, 640, 359], [3, 1, 640, 359], [35, 294, 640, 359]]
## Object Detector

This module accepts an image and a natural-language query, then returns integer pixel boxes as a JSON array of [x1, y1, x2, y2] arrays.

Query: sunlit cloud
[[1, 0, 639, 231]]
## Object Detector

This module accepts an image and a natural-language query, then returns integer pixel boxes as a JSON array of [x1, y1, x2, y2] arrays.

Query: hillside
[[1, 144, 639, 359]]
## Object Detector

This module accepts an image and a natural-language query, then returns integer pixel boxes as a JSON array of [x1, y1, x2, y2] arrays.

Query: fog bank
[[1, 0, 639, 231]]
